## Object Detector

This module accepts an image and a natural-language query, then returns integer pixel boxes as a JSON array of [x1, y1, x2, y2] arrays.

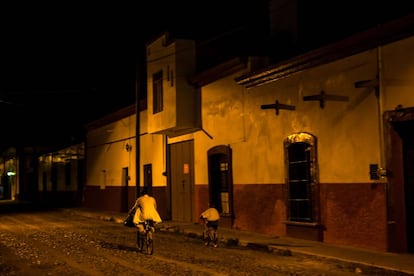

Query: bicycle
[[201, 218, 218, 247], [137, 219, 155, 255]]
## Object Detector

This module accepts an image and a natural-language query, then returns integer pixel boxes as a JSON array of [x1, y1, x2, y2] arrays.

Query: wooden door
[[170, 140, 194, 222]]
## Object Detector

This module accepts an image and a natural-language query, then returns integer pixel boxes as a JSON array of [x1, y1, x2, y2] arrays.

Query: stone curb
[[156, 222, 413, 275]]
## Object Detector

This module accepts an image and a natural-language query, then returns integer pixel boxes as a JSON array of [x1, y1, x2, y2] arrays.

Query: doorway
[[169, 140, 194, 222], [207, 145, 233, 228], [122, 167, 129, 212], [143, 164, 153, 195], [385, 107, 414, 253]]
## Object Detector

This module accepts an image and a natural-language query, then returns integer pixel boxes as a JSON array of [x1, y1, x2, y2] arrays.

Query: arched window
[[284, 133, 319, 224], [207, 145, 233, 218]]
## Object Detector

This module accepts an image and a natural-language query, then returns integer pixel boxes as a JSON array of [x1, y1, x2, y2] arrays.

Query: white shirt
[[200, 207, 220, 221], [133, 194, 162, 223]]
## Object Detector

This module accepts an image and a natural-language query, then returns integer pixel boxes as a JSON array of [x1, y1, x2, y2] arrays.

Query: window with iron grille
[[152, 71, 163, 114], [284, 133, 318, 223]]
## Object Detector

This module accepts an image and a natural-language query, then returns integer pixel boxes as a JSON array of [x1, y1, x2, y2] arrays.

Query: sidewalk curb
[[152, 220, 414, 275]]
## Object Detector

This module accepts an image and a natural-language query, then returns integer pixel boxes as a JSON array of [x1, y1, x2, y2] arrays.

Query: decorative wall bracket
[[303, 90, 349, 109], [354, 79, 379, 89], [354, 77, 379, 96], [261, 100, 296, 116]]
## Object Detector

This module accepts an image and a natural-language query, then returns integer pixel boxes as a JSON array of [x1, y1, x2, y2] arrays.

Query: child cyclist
[[199, 203, 220, 247]]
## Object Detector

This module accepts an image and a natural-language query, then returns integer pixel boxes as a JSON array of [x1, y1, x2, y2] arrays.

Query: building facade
[[82, 15, 414, 254], [82, 104, 169, 218]]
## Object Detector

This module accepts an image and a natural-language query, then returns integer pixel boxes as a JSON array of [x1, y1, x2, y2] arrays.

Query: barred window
[[284, 133, 318, 223]]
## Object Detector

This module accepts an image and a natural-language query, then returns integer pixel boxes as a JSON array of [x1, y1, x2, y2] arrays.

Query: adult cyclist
[[131, 187, 162, 235]]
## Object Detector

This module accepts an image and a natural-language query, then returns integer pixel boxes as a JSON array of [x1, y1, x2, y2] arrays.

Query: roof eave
[[236, 13, 414, 89]]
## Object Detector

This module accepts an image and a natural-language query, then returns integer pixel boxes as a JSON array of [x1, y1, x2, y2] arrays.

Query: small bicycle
[[201, 218, 218, 247], [137, 219, 155, 255]]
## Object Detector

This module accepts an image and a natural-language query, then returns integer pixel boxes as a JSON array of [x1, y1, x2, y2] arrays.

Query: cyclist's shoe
[[213, 243, 218, 248]]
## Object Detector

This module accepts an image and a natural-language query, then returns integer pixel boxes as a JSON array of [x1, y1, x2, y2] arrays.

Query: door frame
[[384, 106, 414, 253], [207, 145, 234, 228]]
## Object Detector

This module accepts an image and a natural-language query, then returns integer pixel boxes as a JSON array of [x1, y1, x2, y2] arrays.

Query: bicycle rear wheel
[[146, 232, 154, 255], [209, 229, 218, 247], [202, 228, 209, 245]]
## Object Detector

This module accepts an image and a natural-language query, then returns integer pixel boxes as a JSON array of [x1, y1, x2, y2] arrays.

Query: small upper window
[[152, 71, 163, 114]]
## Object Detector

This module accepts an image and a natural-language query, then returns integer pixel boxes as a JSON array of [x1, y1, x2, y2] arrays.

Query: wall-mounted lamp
[[369, 164, 388, 180], [125, 143, 132, 152], [7, 164, 16, 176]]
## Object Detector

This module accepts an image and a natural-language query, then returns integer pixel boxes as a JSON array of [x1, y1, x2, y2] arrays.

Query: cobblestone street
[[0, 209, 402, 275]]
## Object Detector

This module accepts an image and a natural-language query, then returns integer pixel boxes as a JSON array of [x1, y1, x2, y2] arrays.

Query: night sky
[[1, 1, 413, 151], [1, 2, 264, 150]]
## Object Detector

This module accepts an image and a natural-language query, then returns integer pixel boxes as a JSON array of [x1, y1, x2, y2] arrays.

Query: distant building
[[37, 143, 85, 206]]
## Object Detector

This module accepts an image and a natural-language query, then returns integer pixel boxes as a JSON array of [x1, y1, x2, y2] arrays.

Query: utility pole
[[135, 62, 141, 199]]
